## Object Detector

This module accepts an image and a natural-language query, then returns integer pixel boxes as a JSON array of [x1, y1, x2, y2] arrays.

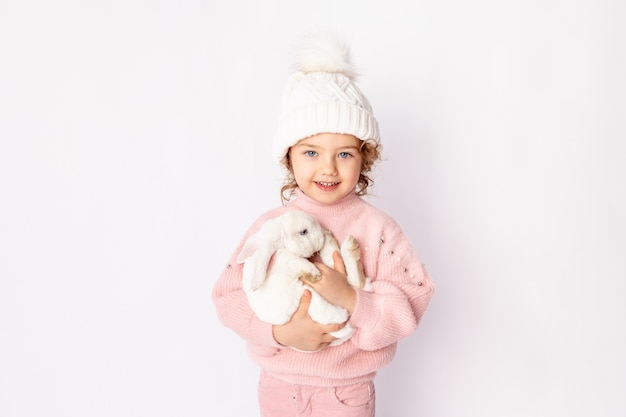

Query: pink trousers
[[257, 371, 376, 417]]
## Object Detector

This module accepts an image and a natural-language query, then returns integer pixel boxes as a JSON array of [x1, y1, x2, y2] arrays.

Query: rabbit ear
[[236, 235, 262, 264], [236, 218, 282, 290], [247, 247, 277, 291]]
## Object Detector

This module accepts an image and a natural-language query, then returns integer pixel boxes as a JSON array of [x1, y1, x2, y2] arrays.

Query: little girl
[[212, 30, 434, 417]]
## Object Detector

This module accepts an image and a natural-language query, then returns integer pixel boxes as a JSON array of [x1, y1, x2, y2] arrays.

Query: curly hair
[[279, 139, 382, 204]]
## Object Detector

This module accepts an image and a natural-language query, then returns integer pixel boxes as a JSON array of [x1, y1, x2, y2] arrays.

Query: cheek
[[291, 161, 311, 181], [343, 160, 362, 179]]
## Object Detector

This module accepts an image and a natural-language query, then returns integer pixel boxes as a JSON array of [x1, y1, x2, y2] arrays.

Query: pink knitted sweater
[[212, 189, 434, 387]]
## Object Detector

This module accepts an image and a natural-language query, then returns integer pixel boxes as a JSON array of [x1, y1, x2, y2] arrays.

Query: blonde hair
[[280, 139, 382, 204]]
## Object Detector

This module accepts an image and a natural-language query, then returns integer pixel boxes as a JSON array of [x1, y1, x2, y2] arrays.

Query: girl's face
[[289, 133, 362, 205]]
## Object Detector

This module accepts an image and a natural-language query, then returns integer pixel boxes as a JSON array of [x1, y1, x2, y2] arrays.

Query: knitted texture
[[272, 31, 380, 162], [213, 190, 434, 387]]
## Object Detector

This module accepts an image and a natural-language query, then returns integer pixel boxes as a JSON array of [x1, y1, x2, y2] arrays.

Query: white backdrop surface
[[1, 1, 625, 416]]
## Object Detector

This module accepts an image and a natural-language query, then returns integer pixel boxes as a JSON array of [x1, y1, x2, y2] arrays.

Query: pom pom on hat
[[293, 30, 357, 79], [273, 29, 380, 162]]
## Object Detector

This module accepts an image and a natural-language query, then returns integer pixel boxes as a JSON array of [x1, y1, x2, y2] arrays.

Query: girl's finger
[[332, 251, 346, 274]]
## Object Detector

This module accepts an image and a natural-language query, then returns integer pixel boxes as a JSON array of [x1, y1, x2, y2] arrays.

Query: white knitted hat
[[272, 30, 380, 162]]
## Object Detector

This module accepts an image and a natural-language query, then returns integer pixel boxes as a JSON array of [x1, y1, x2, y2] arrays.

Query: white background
[[1, 1, 625, 416]]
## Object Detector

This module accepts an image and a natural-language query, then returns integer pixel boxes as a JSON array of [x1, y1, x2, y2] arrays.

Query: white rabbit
[[236, 210, 371, 348]]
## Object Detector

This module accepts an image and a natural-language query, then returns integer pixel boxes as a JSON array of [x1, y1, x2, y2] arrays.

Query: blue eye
[[338, 152, 351, 159], [305, 151, 317, 157], [299, 229, 308, 236]]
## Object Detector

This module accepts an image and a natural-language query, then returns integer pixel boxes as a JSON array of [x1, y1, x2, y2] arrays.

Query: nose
[[320, 155, 338, 175]]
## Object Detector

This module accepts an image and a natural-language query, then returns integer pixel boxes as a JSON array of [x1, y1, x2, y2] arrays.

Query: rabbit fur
[[236, 210, 371, 347]]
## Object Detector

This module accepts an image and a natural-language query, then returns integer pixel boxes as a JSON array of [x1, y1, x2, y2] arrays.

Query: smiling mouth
[[315, 181, 339, 190]]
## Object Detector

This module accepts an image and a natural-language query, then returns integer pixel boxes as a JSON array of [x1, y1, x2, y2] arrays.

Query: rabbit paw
[[341, 235, 361, 260], [301, 271, 322, 283], [341, 235, 367, 289]]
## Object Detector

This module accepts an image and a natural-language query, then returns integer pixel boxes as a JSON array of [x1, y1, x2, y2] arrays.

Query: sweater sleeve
[[211, 218, 283, 349], [347, 219, 434, 351]]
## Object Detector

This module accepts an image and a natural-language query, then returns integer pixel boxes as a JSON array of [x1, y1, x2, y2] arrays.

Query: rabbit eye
[[299, 229, 308, 236]]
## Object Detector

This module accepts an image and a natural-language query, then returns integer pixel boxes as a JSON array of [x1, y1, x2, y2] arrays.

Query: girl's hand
[[310, 251, 357, 315], [272, 290, 346, 351]]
